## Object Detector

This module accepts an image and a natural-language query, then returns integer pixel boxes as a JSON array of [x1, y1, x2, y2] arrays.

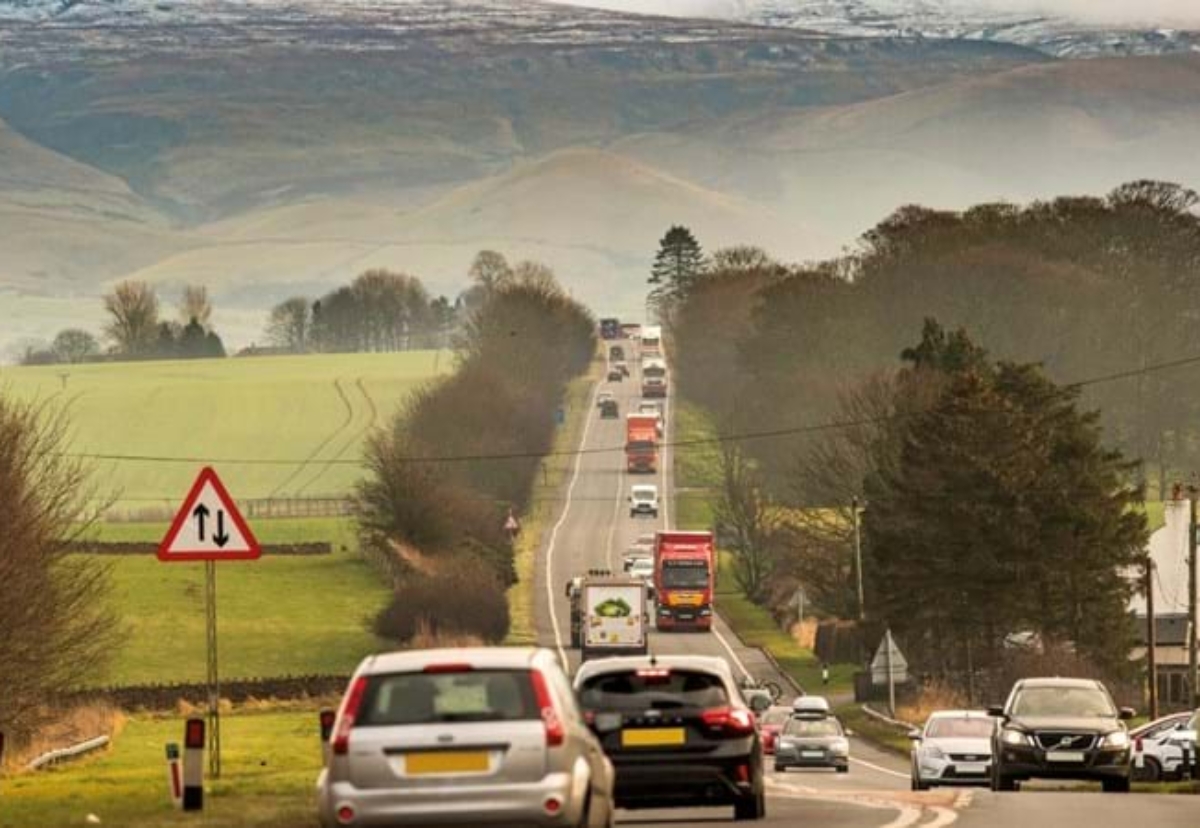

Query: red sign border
[[158, 466, 262, 562]]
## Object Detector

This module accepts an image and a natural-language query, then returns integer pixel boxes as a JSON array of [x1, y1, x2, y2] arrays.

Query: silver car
[[774, 714, 850, 773], [910, 710, 994, 790], [317, 647, 615, 827]]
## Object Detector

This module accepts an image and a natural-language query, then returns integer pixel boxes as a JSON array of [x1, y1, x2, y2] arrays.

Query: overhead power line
[[60, 349, 1200, 467]]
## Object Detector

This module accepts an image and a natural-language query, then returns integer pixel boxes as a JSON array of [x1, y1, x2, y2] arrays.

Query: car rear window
[[357, 670, 538, 726], [784, 717, 843, 737], [762, 709, 791, 726], [578, 669, 728, 711]]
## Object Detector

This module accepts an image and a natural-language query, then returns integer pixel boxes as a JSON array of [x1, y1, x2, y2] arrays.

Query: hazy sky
[[545, 1, 1200, 28]]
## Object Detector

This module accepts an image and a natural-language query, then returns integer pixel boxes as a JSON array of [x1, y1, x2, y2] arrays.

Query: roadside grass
[[0, 351, 449, 511], [0, 710, 323, 828], [835, 705, 912, 757], [505, 368, 597, 645], [85, 517, 391, 686]]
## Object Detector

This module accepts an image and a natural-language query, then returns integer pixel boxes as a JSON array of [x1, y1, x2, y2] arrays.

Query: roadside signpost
[[871, 629, 908, 717], [159, 467, 261, 779], [504, 510, 521, 543]]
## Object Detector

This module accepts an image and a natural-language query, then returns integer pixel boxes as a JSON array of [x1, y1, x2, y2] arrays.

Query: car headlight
[[1001, 728, 1031, 746], [830, 738, 850, 755], [921, 746, 946, 760], [1100, 731, 1130, 749]]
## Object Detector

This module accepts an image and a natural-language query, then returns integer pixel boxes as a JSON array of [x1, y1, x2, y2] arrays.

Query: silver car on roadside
[[910, 710, 994, 790], [317, 647, 615, 828]]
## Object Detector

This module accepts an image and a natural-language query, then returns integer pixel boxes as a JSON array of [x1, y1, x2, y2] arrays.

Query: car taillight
[[530, 670, 565, 747], [332, 675, 368, 756], [701, 706, 756, 735]]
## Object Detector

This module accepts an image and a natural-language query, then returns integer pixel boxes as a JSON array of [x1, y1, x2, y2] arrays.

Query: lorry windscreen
[[661, 561, 709, 588]]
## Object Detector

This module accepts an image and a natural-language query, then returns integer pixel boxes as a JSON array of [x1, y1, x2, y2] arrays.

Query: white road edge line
[[923, 806, 960, 828], [545, 381, 603, 667], [850, 755, 912, 780]]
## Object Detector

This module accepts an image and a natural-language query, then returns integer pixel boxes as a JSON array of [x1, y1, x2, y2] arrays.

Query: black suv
[[573, 655, 765, 821], [989, 677, 1135, 792]]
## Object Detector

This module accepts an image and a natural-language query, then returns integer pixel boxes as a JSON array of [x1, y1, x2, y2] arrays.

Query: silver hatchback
[[317, 647, 615, 827]]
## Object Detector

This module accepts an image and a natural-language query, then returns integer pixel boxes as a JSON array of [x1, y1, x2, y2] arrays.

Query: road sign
[[504, 512, 521, 539], [870, 629, 909, 685], [158, 467, 261, 562]]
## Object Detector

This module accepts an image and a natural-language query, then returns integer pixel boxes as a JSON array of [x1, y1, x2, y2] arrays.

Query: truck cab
[[654, 531, 715, 631]]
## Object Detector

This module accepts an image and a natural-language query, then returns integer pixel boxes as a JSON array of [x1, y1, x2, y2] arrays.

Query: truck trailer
[[625, 413, 658, 474]]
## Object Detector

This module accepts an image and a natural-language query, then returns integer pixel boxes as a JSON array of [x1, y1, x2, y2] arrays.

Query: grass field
[[0, 709, 323, 828], [84, 517, 391, 686], [0, 351, 451, 511]]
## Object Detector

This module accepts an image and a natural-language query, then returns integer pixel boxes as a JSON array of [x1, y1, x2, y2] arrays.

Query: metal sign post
[[159, 467, 261, 781], [205, 561, 221, 778]]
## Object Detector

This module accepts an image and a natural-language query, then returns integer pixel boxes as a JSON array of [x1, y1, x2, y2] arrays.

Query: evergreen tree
[[863, 320, 1146, 680], [649, 225, 704, 314]]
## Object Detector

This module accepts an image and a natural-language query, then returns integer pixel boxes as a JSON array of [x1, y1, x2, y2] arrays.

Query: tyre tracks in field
[[292, 377, 379, 496], [269, 377, 356, 498]]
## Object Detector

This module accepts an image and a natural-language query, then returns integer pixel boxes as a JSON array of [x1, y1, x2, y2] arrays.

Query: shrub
[[374, 566, 510, 644]]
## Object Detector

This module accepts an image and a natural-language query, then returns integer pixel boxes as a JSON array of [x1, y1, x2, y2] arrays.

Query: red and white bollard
[[319, 709, 336, 766], [165, 743, 183, 809], [182, 718, 205, 812]]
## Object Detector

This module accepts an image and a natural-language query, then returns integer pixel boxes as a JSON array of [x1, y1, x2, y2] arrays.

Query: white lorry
[[580, 574, 649, 662]]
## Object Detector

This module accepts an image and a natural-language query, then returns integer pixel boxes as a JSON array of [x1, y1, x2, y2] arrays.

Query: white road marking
[[545, 381, 603, 666], [851, 755, 912, 780], [923, 806, 960, 828]]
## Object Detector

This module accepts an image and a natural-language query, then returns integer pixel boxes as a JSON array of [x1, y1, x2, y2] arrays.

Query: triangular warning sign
[[158, 467, 261, 562]]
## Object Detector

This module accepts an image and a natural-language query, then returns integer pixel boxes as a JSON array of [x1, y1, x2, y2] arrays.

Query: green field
[[0, 351, 451, 511], [86, 518, 391, 686], [0, 710, 323, 828]]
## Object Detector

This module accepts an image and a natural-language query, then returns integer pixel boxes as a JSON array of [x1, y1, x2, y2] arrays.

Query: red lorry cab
[[625, 413, 658, 474], [653, 531, 715, 631]]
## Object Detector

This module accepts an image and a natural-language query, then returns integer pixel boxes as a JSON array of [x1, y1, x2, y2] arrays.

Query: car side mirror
[[987, 705, 1005, 718], [907, 728, 922, 741], [1119, 707, 1136, 721]]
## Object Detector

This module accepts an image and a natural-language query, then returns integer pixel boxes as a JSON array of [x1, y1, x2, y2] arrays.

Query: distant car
[[614, 361, 630, 377], [628, 557, 655, 597], [599, 399, 619, 419], [758, 706, 792, 755], [622, 552, 651, 572], [641, 377, 666, 398], [910, 710, 994, 790], [596, 390, 615, 408], [989, 677, 1134, 793], [629, 484, 659, 518], [775, 714, 850, 773], [609, 345, 625, 361], [607, 368, 623, 382], [1130, 710, 1197, 782], [574, 655, 766, 821], [317, 647, 615, 827]]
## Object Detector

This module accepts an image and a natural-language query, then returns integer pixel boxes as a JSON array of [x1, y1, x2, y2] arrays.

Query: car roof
[[631, 484, 657, 492], [356, 646, 551, 676], [574, 654, 735, 685], [1013, 677, 1105, 690], [926, 709, 993, 720]]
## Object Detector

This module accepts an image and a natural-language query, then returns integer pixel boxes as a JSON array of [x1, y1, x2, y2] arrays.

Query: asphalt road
[[532, 349, 1198, 828]]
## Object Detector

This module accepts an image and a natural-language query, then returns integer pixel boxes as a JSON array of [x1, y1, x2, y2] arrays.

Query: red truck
[[653, 531, 715, 631], [625, 413, 658, 474]]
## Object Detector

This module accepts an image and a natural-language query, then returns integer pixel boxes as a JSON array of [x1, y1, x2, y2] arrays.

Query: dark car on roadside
[[989, 677, 1135, 793], [599, 399, 619, 419], [607, 368, 623, 382], [574, 655, 766, 821]]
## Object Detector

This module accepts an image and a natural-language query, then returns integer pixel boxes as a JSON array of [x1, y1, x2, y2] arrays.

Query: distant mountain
[[547, 0, 1200, 58]]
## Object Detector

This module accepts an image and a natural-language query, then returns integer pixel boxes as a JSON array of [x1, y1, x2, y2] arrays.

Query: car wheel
[[1102, 776, 1131, 793], [991, 764, 1016, 792], [836, 765, 849, 774], [733, 790, 766, 821], [774, 762, 787, 773], [1132, 757, 1162, 783], [911, 774, 929, 791]]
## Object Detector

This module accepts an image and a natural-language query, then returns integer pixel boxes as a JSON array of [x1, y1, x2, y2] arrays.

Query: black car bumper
[[996, 746, 1130, 781], [612, 755, 760, 809]]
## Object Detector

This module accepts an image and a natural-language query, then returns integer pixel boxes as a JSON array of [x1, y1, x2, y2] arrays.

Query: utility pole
[[1146, 557, 1158, 721], [852, 496, 865, 621], [1189, 485, 1198, 711]]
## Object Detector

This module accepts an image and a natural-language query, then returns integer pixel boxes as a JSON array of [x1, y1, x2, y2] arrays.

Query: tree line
[[357, 254, 596, 644], [657, 181, 1191, 686]]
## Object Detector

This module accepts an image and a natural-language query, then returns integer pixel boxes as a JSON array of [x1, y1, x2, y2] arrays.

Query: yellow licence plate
[[404, 750, 490, 775], [622, 728, 686, 747]]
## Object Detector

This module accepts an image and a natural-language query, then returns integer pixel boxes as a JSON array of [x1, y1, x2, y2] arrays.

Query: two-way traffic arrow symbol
[[192, 504, 210, 540], [213, 511, 229, 548], [192, 504, 229, 547]]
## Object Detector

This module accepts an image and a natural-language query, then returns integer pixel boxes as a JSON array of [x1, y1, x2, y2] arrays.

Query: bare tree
[[51, 329, 100, 364], [0, 397, 115, 746], [178, 284, 213, 330], [103, 281, 160, 355], [468, 250, 513, 292], [267, 297, 312, 352], [512, 260, 560, 294], [714, 442, 780, 605]]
